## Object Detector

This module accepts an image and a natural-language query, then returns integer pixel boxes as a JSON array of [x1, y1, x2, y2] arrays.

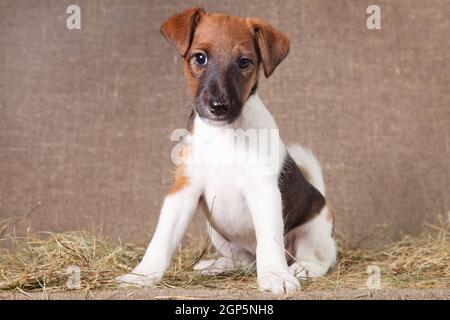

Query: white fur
[[117, 94, 336, 294]]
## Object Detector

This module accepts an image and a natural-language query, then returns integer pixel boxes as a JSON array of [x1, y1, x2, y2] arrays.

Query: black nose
[[209, 100, 229, 116]]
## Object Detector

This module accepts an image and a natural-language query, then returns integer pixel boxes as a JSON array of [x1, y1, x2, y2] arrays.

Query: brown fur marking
[[327, 206, 335, 222], [169, 164, 189, 194], [169, 147, 189, 194]]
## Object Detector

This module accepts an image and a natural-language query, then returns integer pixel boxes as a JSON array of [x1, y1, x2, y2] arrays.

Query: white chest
[[186, 134, 258, 247], [182, 94, 285, 249]]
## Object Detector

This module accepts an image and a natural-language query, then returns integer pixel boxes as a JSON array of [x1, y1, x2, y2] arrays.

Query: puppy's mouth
[[196, 112, 230, 126], [203, 113, 228, 122], [194, 103, 241, 126]]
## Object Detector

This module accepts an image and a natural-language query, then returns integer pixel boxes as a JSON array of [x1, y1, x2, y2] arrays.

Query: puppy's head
[[161, 7, 289, 125]]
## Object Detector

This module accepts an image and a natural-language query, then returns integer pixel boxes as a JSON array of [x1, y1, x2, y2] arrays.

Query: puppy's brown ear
[[160, 7, 205, 57], [248, 19, 290, 78]]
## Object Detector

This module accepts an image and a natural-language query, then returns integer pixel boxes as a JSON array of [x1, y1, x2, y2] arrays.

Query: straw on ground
[[0, 213, 449, 292]]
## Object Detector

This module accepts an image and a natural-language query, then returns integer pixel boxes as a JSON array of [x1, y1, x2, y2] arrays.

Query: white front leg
[[244, 181, 300, 294], [117, 186, 200, 287]]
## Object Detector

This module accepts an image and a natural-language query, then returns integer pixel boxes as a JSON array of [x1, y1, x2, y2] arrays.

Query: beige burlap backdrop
[[1, 0, 449, 243]]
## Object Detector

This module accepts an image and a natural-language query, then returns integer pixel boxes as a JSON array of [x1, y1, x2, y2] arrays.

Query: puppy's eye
[[193, 53, 208, 66], [238, 58, 252, 69]]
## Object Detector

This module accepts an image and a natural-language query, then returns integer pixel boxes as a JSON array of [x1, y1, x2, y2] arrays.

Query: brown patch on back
[[279, 154, 326, 234]]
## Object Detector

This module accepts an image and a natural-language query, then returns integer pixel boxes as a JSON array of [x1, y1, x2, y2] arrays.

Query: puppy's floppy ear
[[248, 19, 290, 78], [160, 7, 205, 57]]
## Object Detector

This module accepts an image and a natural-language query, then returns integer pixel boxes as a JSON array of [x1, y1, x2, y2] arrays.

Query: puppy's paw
[[193, 259, 216, 271], [115, 273, 160, 288], [289, 261, 328, 279], [193, 257, 240, 275], [258, 271, 300, 295]]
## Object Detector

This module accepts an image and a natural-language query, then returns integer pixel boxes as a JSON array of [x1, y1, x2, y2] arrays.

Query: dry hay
[[0, 213, 449, 292]]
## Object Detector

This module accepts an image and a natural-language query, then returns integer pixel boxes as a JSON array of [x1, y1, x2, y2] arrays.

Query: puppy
[[118, 7, 336, 294]]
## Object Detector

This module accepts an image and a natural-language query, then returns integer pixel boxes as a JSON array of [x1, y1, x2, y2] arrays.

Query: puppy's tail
[[287, 144, 326, 196]]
